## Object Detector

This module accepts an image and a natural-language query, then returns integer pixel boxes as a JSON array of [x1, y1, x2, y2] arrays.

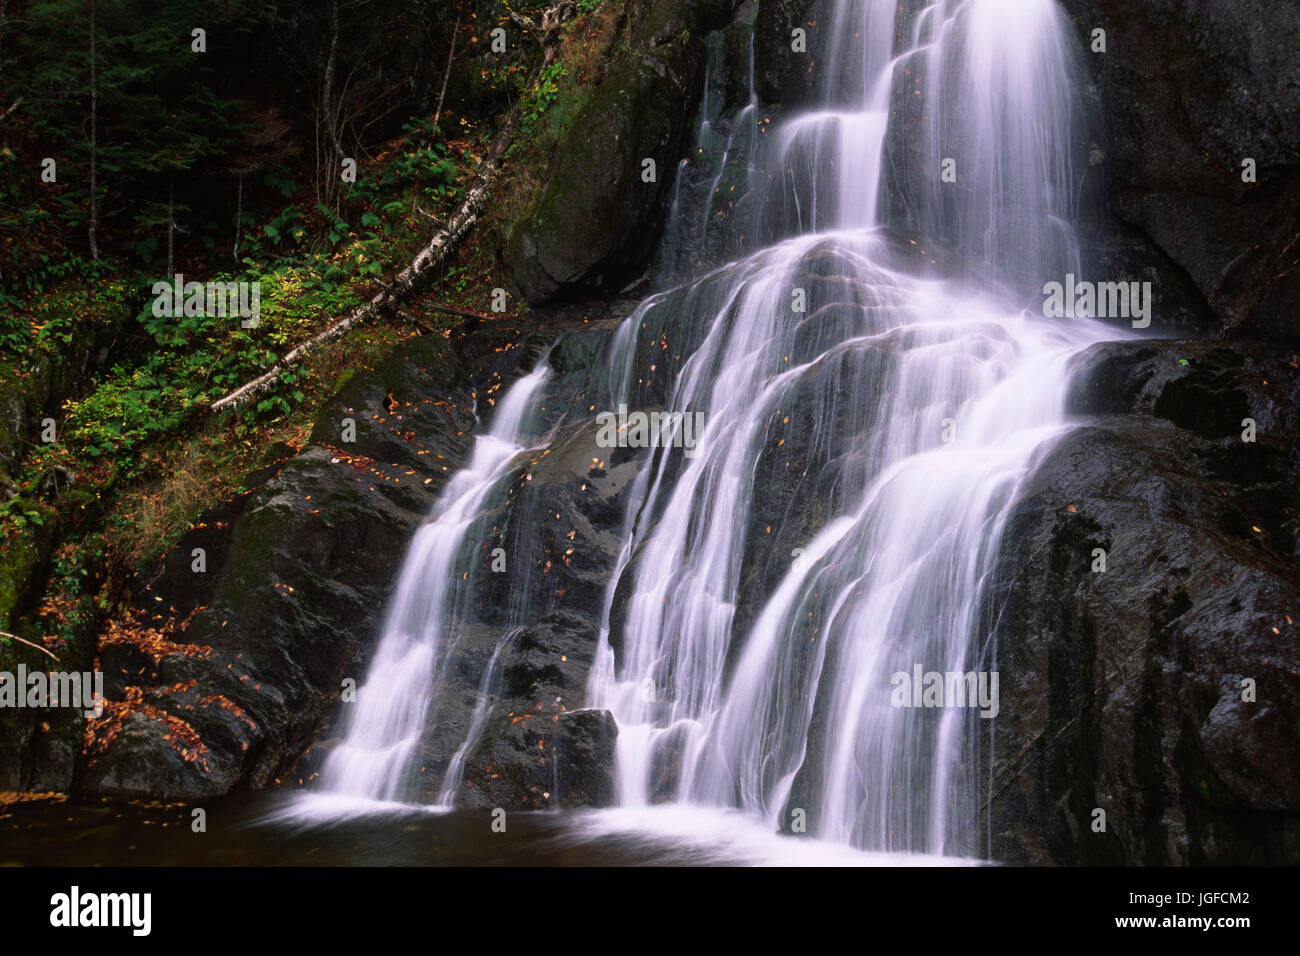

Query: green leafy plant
[[528, 62, 568, 125]]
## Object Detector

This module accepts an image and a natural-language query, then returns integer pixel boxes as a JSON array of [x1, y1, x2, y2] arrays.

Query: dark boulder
[[984, 338, 1300, 864], [79, 333, 477, 799], [1058, 0, 1300, 340], [505, 0, 739, 304], [554, 708, 618, 807]]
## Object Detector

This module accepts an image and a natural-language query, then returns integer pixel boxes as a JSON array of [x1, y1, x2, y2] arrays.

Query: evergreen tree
[[18, 0, 249, 268]]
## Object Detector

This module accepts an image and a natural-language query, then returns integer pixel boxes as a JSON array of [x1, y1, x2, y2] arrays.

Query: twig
[[426, 300, 498, 322], [0, 630, 60, 663]]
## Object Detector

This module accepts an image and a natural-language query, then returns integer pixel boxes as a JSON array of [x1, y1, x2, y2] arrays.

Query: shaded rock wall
[[79, 333, 477, 798], [985, 341, 1300, 863], [980, 0, 1300, 864], [1060, 0, 1300, 340], [505, 0, 738, 303]]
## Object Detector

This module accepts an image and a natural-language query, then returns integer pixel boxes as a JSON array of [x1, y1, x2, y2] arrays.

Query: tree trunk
[[0, 1, 8, 84], [433, 13, 460, 126], [211, 103, 523, 412], [87, 0, 98, 260], [166, 177, 175, 277], [321, 0, 344, 208], [232, 171, 243, 262]]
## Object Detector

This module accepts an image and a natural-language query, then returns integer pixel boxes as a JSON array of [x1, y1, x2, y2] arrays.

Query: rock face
[[405, 318, 632, 810], [74, 305, 630, 807], [984, 340, 1300, 864], [0, 637, 93, 793], [1058, 0, 1300, 340], [505, 0, 737, 304], [448, 417, 628, 810], [752, 0, 822, 109], [1, 297, 131, 778], [80, 333, 477, 799]]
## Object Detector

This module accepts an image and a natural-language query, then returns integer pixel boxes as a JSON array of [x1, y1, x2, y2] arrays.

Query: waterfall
[[582, 0, 1125, 856], [299, 363, 552, 813], [294, 0, 1130, 857]]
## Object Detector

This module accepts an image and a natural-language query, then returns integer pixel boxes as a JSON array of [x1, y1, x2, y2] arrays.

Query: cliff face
[[504, 0, 738, 303], [1060, 0, 1300, 340], [986, 341, 1300, 864]]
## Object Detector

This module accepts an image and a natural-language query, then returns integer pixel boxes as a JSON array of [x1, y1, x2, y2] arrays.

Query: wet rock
[[984, 338, 1300, 864], [1074, 221, 1218, 338], [752, 0, 823, 109], [426, 413, 634, 809], [505, 0, 738, 303], [452, 698, 617, 811], [1058, 0, 1300, 339], [554, 709, 618, 807], [82, 711, 243, 801], [0, 643, 91, 793], [79, 333, 477, 799]]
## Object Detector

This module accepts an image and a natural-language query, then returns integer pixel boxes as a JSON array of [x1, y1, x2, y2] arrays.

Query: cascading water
[[581, 0, 1126, 856], [303, 363, 551, 810], [295, 0, 1130, 859]]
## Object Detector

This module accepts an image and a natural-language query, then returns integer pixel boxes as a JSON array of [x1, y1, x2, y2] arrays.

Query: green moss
[[0, 531, 39, 631]]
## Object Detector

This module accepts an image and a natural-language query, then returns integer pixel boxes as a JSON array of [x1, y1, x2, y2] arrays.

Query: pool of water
[[1, 793, 979, 866]]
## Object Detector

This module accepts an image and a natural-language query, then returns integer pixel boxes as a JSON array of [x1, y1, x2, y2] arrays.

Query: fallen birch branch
[[210, 105, 522, 412]]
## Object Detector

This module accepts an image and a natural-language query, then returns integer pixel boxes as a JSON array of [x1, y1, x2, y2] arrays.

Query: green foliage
[[41, 539, 104, 648], [17, 0, 252, 270], [441, 265, 473, 298], [0, 497, 49, 533], [381, 118, 459, 205], [0, 273, 130, 360], [59, 359, 200, 477], [386, 146, 458, 191], [0, 0, 489, 570], [0, 141, 116, 309], [260, 206, 306, 249], [21, 251, 368, 485], [527, 62, 569, 125]]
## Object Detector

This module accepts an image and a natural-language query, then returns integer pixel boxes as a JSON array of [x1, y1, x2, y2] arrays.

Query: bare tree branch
[[0, 631, 60, 663], [433, 13, 460, 126]]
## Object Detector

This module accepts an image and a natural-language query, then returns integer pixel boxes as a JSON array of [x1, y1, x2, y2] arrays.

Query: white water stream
[[297, 0, 1128, 859]]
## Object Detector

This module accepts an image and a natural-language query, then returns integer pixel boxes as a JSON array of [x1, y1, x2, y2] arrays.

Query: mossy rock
[[79, 332, 480, 799], [505, 0, 738, 304], [0, 532, 39, 631]]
